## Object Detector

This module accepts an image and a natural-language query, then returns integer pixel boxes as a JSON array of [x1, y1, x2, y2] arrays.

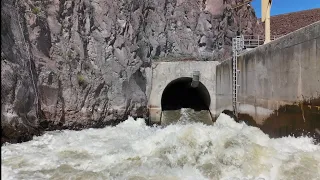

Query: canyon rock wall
[[1, 0, 261, 144]]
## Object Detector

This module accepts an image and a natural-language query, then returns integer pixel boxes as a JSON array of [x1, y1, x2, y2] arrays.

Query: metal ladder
[[232, 36, 244, 118]]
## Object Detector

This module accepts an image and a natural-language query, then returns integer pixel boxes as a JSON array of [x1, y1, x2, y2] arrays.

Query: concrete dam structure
[[148, 21, 320, 138]]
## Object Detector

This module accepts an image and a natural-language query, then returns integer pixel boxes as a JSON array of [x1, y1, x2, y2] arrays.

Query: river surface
[[2, 109, 320, 180]]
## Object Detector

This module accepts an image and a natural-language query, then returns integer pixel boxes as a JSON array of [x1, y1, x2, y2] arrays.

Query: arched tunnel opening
[[161, 77, 211, 111]]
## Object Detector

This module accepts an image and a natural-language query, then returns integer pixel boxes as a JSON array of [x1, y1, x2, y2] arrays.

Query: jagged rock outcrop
[[1, 0, 262, 144]]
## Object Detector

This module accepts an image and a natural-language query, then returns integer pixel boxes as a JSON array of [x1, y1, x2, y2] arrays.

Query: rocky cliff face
[[1, 0, 262, 144]]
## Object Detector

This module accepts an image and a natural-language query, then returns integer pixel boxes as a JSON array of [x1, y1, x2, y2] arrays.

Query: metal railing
[[231, 36, 244, 117], [242, 35, 281, 49]]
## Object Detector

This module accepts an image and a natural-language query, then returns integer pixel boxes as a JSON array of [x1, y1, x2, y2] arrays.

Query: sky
[[251, 0, 320, 18]]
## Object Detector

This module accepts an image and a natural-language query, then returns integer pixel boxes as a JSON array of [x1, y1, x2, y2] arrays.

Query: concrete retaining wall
[[216, 21, 320, 138], [216, 58, 233, 114]]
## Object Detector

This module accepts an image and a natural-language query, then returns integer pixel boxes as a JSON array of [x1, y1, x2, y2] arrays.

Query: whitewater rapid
[[2, 113, 320, 180]]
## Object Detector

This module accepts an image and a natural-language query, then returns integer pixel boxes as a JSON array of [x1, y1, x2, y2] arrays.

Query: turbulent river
[[2, 109, 320, 180]]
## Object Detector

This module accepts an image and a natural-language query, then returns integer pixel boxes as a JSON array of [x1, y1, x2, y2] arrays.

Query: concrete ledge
[[149, 107, 161, 124]]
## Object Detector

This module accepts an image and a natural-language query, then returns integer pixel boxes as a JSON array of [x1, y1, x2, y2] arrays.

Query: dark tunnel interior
[[161, 77, 211, 111]]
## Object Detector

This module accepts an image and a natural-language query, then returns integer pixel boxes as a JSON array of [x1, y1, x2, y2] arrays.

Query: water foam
[[2, 113, 320, 180]]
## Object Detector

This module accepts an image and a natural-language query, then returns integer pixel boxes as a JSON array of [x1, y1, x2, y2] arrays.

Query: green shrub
[[32, 7, 40, 15], [77, 74, 86, 85]]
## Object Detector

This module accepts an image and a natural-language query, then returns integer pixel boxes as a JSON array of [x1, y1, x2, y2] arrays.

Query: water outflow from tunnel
[[2, 113, 320, 180], [161, 108, 214, 126]]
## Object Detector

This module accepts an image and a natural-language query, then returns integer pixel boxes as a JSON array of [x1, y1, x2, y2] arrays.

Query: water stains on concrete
[[238, 97, 320, 143]]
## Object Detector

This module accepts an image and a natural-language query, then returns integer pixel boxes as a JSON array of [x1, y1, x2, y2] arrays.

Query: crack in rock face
[[1, 0, 262, 144]]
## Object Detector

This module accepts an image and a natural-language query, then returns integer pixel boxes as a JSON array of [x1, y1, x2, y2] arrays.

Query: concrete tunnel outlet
[[161, 77, 211, 111]]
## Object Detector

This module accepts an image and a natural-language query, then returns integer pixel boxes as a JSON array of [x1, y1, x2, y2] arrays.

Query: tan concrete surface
[[148, 61, 219, 124], [216, 21, 320, 138]]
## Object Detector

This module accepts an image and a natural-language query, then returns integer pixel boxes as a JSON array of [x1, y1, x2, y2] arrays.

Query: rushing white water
[[2, 113, 320, 180]]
